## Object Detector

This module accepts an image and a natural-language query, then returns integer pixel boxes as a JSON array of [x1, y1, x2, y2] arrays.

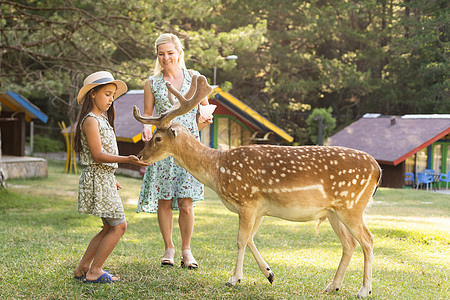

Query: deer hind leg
[[325, 212, 358, 294], [337, 212, 374, 298], [226, 208, 257, 286], [246, 216, 275, 284]]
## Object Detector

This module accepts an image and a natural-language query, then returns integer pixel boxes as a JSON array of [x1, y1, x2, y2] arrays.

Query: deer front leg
[[246, 216, 274, 284], [226, 209, 256, 286]]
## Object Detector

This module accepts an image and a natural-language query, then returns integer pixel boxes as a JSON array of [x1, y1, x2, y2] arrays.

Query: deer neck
[[171, 132, 222, 189]]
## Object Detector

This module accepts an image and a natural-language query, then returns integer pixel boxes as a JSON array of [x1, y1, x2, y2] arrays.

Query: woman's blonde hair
[[153, 33, 186, 76]]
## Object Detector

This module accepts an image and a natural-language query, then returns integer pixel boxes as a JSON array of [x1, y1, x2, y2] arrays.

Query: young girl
[[73, 71, 148, 283]]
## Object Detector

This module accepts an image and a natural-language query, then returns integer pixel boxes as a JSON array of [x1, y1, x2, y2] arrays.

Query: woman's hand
[[197, 116, 213, 131], [141, 124, 153, 142]]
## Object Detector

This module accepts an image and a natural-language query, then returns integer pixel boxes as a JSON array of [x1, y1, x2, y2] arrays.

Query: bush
[[32, 134, 65, 152]]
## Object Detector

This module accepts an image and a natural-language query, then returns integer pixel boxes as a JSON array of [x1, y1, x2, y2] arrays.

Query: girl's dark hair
[[74, 84, 116, 153]]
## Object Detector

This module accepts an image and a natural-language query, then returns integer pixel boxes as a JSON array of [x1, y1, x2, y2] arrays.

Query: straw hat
[[77, 71, 127, 104]]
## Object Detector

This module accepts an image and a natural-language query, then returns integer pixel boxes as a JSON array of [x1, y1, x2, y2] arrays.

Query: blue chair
[[425, 169, 435, 174], [404, 172, 414, 187], [416, 172, 433, 191], [439, 172, 450, 190]]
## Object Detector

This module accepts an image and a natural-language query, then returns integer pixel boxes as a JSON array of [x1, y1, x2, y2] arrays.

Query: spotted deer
[[133, 75, 381, 298]]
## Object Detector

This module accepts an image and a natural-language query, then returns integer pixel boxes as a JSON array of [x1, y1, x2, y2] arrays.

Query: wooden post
[[0, 103, 6, 187], [58, 121, 78, 174]]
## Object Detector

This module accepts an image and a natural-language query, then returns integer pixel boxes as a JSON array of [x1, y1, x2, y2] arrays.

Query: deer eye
[[155, 136, 162, 143]]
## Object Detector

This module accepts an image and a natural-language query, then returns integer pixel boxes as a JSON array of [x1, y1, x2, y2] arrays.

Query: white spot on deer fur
[[351, 192, 355, 198], [347, 181, 351, 187], [237, 175, 242, 181], [227, 169, 231, 174], [239, 163, 243, 168], [352, 179, 357, 184], [324, 165, 328, 170], [340, 191, 348, 197], [261, 170, 266, 174], [346, 200, 354, 209], [272, 170, 276, 175], [268, 179, 273, 185], [220, 167, 226, 173], [361, 179, 366, 185], [330, 175, 335, 179], [251, 186, 260, 194]]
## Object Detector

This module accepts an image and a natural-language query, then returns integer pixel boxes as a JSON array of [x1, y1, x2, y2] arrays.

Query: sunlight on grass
[[0, 161, 449, 299]]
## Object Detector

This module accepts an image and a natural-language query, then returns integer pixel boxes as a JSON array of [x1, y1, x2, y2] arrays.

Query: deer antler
[[133, 75, 212, 129]]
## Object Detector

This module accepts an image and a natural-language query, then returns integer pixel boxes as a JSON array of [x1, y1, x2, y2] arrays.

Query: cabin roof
[[0, 91, 48, 123], [328, 114, 450, 165]]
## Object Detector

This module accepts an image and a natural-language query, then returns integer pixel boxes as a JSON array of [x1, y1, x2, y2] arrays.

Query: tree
[[1, 0, 446, 145], [1, 0, 265, 128], [306, 107, 336, 145]]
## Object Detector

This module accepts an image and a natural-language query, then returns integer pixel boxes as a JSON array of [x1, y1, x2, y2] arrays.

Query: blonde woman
[[136, 33, 212, 269]]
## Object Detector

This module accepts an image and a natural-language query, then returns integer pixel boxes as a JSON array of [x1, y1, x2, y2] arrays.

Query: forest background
[[1, 0, 448, 145]]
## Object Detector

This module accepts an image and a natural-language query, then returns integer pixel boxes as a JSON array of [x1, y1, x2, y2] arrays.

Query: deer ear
[[169, 127, 178, 138]]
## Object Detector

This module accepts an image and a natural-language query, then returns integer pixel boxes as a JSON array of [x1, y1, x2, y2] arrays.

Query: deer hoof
[[324, 282, 340, 294], [267, 272, 274, 284], [225, 282, 234, 287], [356, 286, 371, 298]]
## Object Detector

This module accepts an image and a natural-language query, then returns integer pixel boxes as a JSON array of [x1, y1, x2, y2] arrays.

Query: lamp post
[[314, 116, 328, 146], [213, 55, 238, 85]]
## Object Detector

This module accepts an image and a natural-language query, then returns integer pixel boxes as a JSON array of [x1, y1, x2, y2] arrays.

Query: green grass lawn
[[0, 160, 448, 299]]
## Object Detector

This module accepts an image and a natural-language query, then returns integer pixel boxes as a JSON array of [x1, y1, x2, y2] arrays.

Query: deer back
[[216, 145, 381, 213]]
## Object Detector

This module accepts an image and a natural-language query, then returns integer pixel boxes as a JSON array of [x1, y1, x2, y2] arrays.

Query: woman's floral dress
[[78, 112, 125, 219], [136, 69, 204, 213]]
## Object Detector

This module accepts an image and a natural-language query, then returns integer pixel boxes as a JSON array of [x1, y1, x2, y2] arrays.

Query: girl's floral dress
[[78, 112, 125, 219], [136, 69, 204, 213]]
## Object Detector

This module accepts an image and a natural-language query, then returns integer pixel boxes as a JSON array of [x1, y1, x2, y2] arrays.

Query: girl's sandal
[[161, 248, 175, 267], [181, 249, 199, 269]]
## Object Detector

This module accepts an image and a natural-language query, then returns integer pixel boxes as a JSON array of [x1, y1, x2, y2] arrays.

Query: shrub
[[32, 134, 65, 152]]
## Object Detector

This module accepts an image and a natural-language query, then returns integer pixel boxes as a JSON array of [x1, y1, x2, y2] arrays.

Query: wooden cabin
[[113, 88, 293, 177], [0, 91, 49, 179], [328, 113, 450, 188]]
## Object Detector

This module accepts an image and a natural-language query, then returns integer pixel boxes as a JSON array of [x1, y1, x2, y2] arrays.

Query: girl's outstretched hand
[[128, 155, 150, 166]]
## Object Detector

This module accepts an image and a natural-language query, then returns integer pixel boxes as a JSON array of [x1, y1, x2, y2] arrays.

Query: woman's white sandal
[[181, 249, 198, 269], [161, 248, 175, 267]]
